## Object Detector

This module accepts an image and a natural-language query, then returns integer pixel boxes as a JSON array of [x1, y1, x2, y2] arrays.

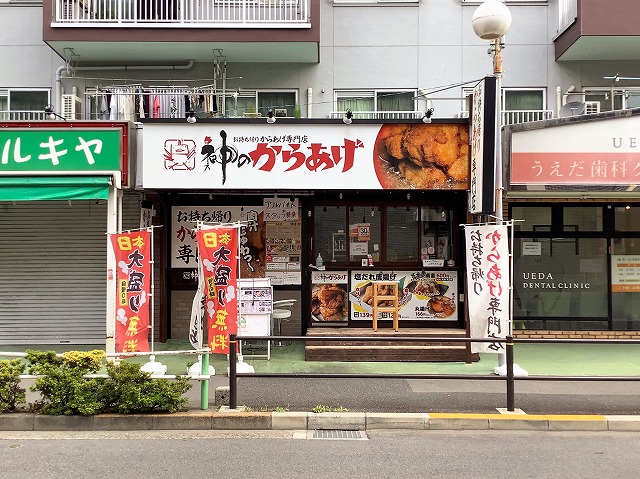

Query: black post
[[229, 333, 237, 410], [506, 335, 515, 412]]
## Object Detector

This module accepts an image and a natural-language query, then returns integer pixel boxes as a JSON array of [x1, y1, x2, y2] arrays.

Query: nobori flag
[[465, 224, 510, 354]]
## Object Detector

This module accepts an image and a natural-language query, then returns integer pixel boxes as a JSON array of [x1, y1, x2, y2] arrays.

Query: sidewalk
[[2, 340, 640, 431]]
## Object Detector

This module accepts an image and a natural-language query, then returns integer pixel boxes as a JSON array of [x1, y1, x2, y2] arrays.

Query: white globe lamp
[[472, 0, 512, 40]]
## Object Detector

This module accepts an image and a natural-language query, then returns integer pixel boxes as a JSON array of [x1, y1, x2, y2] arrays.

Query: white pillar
[[105, 181, 119, 355]]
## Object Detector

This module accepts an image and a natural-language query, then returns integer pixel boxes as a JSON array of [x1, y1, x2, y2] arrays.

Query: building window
[[224, 90, 297, 118], [461, 87, 547, 123], [313, 203, 455, 266], [0, 88, 49, 120], [503, 89, 544, 111], [386, 206, 419, 262], [335, 90, 417, 118]]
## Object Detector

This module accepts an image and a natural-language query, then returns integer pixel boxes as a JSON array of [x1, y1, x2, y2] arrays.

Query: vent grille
[[311, 430, 367, 440]]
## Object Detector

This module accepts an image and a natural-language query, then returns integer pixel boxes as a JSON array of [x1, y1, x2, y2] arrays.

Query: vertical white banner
[[188, 248, 204, 349], [465, 224, 510, 353]]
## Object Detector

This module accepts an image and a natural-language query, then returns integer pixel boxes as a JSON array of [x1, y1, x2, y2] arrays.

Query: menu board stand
[[238, 278, 273, 360]]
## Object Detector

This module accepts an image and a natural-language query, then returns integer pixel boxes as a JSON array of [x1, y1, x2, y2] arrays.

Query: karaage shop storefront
[[139, 118, 471, 344]]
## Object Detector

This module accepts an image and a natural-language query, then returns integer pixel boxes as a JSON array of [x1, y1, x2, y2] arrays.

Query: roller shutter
[[0, 192, 141, 345]]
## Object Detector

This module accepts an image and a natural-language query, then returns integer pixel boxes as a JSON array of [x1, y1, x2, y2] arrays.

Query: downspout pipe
[[55, 60, 196, 114]]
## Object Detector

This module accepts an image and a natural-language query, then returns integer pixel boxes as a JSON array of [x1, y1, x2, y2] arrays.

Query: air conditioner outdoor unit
[[61, 94, 83, 120]]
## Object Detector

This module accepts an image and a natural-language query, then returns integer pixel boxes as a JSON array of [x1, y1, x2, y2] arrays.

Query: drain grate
[[311, 429, 367, 440]]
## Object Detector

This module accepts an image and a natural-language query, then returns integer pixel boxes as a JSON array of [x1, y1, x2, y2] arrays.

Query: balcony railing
[[0, 111, 48, 121], [329, 111, 426, 120], [458, 109, 555, 126], [54, 0, 310, 26]]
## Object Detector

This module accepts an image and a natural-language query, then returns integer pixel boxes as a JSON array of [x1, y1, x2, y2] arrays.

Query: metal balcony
[[53, 0, 311, 27], [329, 111, 426, 121], [457, 110, 554, 126]]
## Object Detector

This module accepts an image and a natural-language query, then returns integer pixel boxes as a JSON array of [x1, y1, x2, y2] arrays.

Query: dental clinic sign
[[511, 115, 640, 185], [0, 129, 122, 173]]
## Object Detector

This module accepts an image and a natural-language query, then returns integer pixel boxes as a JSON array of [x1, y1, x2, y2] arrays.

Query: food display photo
[[310, 272, 350, 322], [411, 278, 457, 319], [350, 271, 458, 321], [374, 123, 469, 190]]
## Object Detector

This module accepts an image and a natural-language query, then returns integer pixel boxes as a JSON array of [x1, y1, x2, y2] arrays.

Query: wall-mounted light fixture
[[422, 108, 434, 124], [267, 109, 276, 124], [44, 105, 66, 121], [187, 109, 197, 123], [343, 109, 353, 125]]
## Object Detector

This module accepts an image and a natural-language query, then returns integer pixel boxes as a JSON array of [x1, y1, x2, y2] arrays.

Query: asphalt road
[[1, 430, 640, 479]]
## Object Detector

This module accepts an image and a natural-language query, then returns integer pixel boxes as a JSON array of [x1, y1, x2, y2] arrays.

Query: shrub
[[0, 359, 26, 412], [26, 350, 191, 415], [27, 349, 105, 416], [100, 362, 192, 414]]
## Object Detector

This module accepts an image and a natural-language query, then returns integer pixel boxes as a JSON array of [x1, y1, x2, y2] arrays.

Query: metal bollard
[[506, 335, 515, 411], [229, 334, 237, 409]]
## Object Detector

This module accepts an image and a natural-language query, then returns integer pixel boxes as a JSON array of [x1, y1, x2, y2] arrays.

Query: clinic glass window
[[615, 206, 640, 232], [348, 206, 381, 263], [611, 234, 640, 330], [563, 206, 603, 232], [386, 206, 419, 261], [511, 206, 551, 232], [513, 237, 608, 320], [314, 206, 347, 264]]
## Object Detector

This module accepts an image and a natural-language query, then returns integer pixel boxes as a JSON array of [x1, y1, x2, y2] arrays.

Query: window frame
[[313, 202, 457, 268], [334, 89, 418, 114], [222, 89, 298, 118], [0, 88, 50, 113]]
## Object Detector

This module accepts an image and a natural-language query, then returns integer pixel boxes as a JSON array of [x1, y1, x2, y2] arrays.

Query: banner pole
[[149, 226, 155, 355], [200, 352, 209, 410]]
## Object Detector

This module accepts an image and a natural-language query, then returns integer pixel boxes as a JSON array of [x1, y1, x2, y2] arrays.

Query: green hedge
[[0, 350, 192, 416]]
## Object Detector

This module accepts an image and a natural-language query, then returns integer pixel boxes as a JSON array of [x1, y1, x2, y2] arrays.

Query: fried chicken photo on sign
[[312, 284, 347, 321], [374, 123, 469, 190]]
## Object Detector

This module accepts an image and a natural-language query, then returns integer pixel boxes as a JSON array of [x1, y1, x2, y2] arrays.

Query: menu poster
[[311, 271, 349, 323], [266, 220, 302, 284], [349, 270, 458, 321]]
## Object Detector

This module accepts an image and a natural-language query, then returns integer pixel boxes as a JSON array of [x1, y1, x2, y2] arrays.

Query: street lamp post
[[471, 1, 527, 376], [472, 0, 511, 223]]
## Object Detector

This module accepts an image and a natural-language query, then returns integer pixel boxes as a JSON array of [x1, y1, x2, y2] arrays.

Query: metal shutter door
[[0, 201, 108, 345]]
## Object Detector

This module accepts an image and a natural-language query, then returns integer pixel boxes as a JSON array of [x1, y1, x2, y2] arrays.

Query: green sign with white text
[[0, 129, 121, 173]]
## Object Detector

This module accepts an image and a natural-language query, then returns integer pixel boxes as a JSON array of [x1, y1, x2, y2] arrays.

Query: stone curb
[[1, 412, 640, 431]]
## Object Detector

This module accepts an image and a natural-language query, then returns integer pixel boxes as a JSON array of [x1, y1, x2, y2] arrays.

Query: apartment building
[[2, 0, 640, 349]]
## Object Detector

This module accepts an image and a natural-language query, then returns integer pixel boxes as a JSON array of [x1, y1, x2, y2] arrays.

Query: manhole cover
[[311, 430, 367, 440]]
